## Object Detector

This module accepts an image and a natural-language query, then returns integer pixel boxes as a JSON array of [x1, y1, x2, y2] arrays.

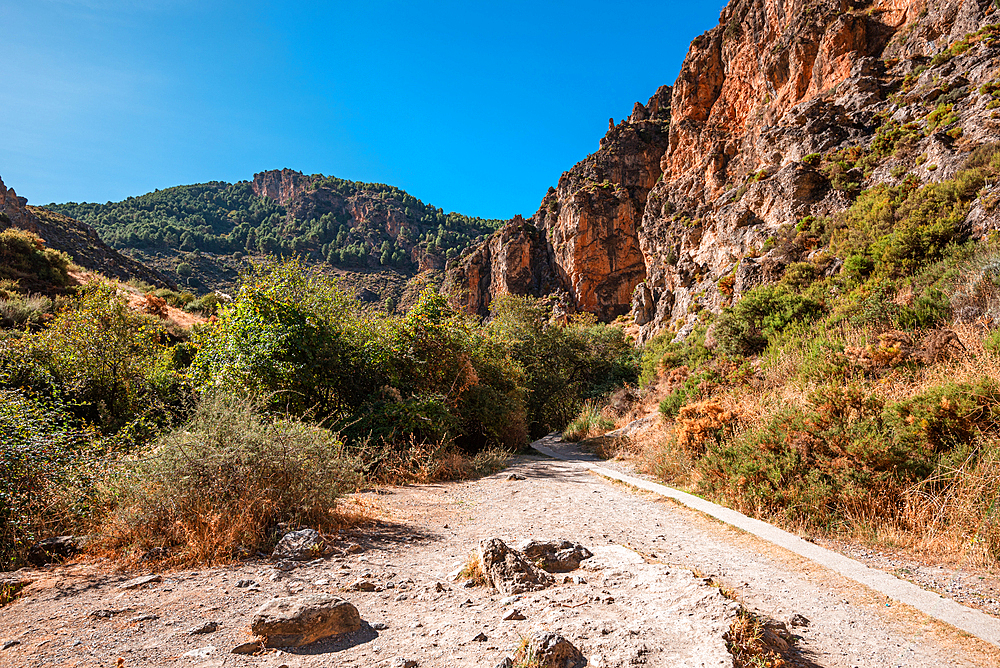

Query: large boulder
[[250, 595, 361, 647], [516, 539, 592, 572], [478, 538, 553, 596]]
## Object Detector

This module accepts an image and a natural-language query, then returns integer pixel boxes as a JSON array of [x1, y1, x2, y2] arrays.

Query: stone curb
[[530, 435, 1000, 648]]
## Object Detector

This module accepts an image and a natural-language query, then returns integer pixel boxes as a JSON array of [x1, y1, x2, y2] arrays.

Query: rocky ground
[[2, 440, 999, 668]]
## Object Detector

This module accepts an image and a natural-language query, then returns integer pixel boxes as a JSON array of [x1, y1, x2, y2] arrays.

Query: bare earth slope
[[1, 445, 998, 667]]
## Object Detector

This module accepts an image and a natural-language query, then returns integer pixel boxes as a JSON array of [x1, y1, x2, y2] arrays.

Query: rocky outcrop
[[634, 0, 1000, 341], [443, 217, 560, 316], [446, 88, 671, 319], [529, 87, 672, 320], [250, 594, 361, 647], [0, 176, 175, 289], [447, 0, 1000, 341], [478, 537, 554, 596]]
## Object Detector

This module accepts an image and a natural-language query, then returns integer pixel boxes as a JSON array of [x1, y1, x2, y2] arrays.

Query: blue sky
[[2, 1, 724, 220]]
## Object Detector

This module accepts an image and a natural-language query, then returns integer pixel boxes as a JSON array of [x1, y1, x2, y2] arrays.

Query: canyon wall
[[446, 0, 1000, 340]]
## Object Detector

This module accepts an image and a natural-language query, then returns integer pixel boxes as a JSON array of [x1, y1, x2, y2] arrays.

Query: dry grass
[[364, 437, 512, 485], [457, 551, 488, 586], [609, 320, 1000, 568], [727, 609, 787, 668]]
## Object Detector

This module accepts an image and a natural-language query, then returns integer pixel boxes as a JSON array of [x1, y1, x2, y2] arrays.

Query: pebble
[[119, 574, 162, 590], [189, 621, 219, 634], [231, 641, 262, 655]]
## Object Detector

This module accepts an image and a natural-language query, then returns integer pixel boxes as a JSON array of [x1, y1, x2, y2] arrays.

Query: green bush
[[563, 404, 614, 442], [0, 390, 103, 568], [691, 380, 1000, 530], [639, 327, 712, 386], [716, 285, 824, 356], [0, 229, 72, 288], [487, 296, 638, 437]]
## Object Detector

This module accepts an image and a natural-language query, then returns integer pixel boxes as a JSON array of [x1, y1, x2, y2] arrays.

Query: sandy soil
[[2, 444, 999, 668]]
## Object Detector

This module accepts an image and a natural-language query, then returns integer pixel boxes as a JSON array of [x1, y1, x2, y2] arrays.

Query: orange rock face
[[443, 217, 558, 316], [531, 89, 671, 320], [447, 0, 994, 336]]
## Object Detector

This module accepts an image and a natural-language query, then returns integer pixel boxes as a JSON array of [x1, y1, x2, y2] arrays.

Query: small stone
[[251, 595, 361, 647], [372, 622, 389, 630], [434, 582, 446, 592], [395, 594, 408, 601], [119, 574, 162, 590], [274, 560, 298, 572], [507, 473, 526, 481], [1, 640, 20, 650], [392, 659, 418, 668], [272, 529, 329, 561], [346, 544, 364, 554], [128, 614, 159, 623], [27, 535, 82, 566], [89, 608, 131, 619], [181, 645, 216, 658], [502, 609, 526, 621], [235, 579, 256, 588], [494, 658, 514, 668], [189, 621, 219, 634], [351, 579, 379, 592], [230, 641, 263, 655], [788, 613, 810, 627], [471, 632, 488, 642]]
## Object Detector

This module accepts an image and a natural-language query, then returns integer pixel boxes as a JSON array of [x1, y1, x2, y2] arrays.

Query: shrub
[[0, 229, 72, 288], [0, 294, 56, 329], [0, 390, 103, 568], [487, 295, 637, 437], [35, 284, 166, 430], [101, 392, 359, 565], [563, 404, 615, 442], [191, 259, 365, 418], [715, 285, 824, 356]]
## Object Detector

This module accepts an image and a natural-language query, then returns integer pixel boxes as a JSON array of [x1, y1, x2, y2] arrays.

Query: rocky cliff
[[446, 0, 1000, 340], [0, 176, 175, 289]]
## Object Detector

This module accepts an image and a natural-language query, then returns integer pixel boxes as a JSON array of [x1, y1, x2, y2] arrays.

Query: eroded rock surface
[[445, 0, 1000, 342], [250, 594, 361, 647], [478, 537, 554, 596], [271, 529, 329, 561], [516, 539, 593, 573]]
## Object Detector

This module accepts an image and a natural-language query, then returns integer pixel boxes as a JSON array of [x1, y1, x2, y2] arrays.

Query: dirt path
[[2, 444, 999, 667]]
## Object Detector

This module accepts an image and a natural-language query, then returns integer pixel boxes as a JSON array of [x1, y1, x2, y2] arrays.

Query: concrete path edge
[[530, 435, 1000, 648]]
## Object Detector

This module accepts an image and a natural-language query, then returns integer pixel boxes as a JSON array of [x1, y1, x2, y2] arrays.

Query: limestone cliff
[[441, 216, 559, 315], [0, 176, 175, 289], [446, 0, 1000, 341]]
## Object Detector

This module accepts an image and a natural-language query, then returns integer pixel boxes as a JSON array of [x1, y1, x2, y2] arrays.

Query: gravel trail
[[1, 441, 998, 667]]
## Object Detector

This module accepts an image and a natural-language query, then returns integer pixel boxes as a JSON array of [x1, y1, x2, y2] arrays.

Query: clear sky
[[3, 0, 725, 220]]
